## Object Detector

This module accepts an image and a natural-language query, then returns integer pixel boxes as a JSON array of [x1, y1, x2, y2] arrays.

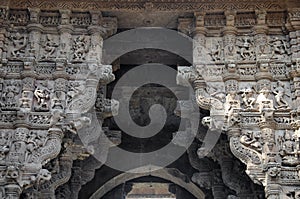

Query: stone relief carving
[[1, 80, 21, 111], [72, 35, 90, 62], [0, 7, 118, 199], [269, 36, 290, 61], [34, 81, 51, 112], [9, 33, 28, 58], [236, 36, 255, 61], [177, 8, 300, 199], [208, 39, 224, 62], [0, 3, 298, 199], [41, 34, 59, 60]]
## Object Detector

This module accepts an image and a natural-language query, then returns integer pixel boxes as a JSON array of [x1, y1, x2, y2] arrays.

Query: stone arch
[[89, 166, 205, 199], [102, 28, 193, 65]]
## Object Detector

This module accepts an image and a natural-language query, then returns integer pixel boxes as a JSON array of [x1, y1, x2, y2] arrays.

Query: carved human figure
[[52, 91, 64, 109], [19, 90, 31, 109], [0, 131, 9, 146], [0, 187, 4, 198], [10, 141, 26, 163], [72, 35, 89, 61], [42, 34, 59, 59], [256, 35, 268, 56], [34, 83, 50, 111], [272, 81, 290, 109], [270, 37, 288, 59], [263, 141, 278, 163], [240, 87, 256, 109], [224, 35, 235, 58], [279, 130, 299, 165], [0, 135, 8, 161], [209, 41, 223, 61], [225, 91, 240, 125], [237, 36, 255, 60], [2, 81, 20, 110], [9, 33, 27, 57], [256, 87, 274, 121], [67, 82, 85, 103]]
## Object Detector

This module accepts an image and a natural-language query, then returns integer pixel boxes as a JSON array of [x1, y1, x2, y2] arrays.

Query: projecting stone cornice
[[0, 0, 296, 12]]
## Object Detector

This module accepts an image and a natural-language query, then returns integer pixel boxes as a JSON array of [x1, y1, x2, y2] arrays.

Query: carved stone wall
[[0, 7, 118, 199], [0, 0, 300, 198], [177, 7, 300, 199]]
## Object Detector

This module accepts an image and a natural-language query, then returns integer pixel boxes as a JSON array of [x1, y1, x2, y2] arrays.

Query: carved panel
[[39, 10, 61, 26]]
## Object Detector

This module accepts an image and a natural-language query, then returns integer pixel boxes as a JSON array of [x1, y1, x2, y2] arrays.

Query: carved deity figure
[[272, 81, 290, 109], [278, 130, 299, 166], [209, 41, 223, 61], [52, 91, 65, 109], [256, 35, 268, 56], [10, 141, 26, 163], [67, 82, 85, 103], [42, 34, 59, 59], [256, 87, 274, 121], [19, 90, 31, 109], [240, 87, 256, 109], [224, 91, 240, 126], [34, 83, 50, 111], [269, 37, 289, 60], [263, 141, 278, 163], [237, 37, 255, 60], [1, 81, 20, 110], [25, 131, 47, 163], [223, 35, 236, 59], [72, 35, 89, 61], [9, 33, 27, 57]]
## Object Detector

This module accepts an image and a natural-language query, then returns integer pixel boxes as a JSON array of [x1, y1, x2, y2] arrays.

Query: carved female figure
[[272, 81, 290, 109]]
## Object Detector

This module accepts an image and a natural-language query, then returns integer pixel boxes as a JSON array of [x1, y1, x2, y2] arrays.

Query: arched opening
[[89, 167, 205, 199]]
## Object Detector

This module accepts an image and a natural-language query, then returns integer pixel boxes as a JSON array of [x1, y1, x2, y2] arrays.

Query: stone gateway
[[0, 0, 300, 198]]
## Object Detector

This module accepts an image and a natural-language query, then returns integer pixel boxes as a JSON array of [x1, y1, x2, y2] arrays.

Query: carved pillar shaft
[[287, 9, 300, 62], [58, 10, 72, 60], [193, 12, 206, 65], [223, 11, 237, 64], [27, 9, 42, 59], [20, 77, 34, 112], [88, 11, 103, 63], [0, 7, 7, 65], [254, 10, 269, 61]]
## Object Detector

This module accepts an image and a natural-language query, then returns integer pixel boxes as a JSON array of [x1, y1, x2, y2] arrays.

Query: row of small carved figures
[[7, 33, 92, 61], [208, 82, 292, 111], [0, 81, 86, 111], [239, 129, 300, 166]]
